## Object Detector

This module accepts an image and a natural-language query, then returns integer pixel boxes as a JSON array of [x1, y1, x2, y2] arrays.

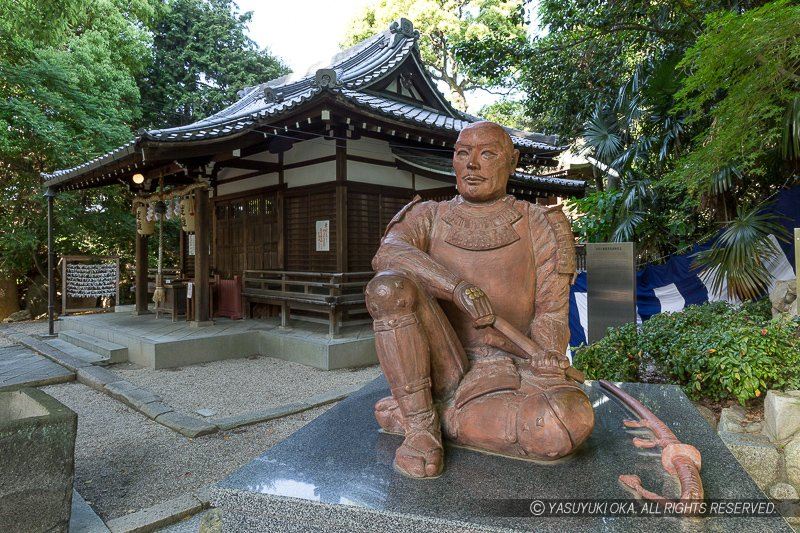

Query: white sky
[[235, 0, 500, 112]]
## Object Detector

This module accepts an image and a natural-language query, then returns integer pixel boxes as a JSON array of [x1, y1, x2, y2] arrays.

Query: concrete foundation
[[57, 314, 376, 370]]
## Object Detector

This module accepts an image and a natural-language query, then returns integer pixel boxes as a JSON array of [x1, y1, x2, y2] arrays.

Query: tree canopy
[[139, 0, 288, 128], [0, 0, 156, 280], [342, 0, 527, 112], [0, 0, 288, 315]]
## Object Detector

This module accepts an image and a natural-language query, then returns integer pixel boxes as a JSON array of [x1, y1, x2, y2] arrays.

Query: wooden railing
[[125, 267, 182, 292], [242, 270, 373, 336]]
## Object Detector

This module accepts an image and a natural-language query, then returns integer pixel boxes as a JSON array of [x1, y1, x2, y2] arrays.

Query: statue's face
[[453, 123, 519, 202]]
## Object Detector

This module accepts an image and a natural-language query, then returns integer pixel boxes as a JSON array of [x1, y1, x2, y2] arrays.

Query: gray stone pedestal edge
[[210, 488, 506, 533]]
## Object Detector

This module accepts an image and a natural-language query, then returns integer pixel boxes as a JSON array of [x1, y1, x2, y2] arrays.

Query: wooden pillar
[[192, 186, 212, 326], [277, 152, 285, 269], [134, 232, 149, 315], [45, 188, 56, 334], [335, 136, 347, 273]]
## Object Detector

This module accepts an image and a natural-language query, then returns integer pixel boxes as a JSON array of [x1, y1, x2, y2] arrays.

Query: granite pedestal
[[213, 377, 791, 532]]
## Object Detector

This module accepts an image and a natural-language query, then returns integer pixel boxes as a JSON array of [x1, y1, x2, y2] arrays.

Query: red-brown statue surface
[[365, 121, 595, 479]]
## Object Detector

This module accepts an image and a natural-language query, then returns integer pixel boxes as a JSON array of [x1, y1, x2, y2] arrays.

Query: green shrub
[[573, 322, 641, 381], [572, 300, 800, 404]]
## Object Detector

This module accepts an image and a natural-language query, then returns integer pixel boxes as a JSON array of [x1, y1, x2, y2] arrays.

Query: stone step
[[57, 331, 128, 364], [44, 338, 109, 366]]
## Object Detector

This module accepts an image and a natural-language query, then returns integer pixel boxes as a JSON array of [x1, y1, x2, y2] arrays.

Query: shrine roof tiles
[[43, 18, 568, 188]]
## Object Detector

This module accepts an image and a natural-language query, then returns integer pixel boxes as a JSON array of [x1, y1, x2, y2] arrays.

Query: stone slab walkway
[[0, 344, 74, 390]]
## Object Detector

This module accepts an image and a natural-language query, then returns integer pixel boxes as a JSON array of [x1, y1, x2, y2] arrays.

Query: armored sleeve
[[527, 204, 576, 357], [372, 196, 461, 300]]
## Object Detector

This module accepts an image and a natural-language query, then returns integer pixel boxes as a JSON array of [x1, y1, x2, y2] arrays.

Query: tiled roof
[[43, 18, 567, 187]]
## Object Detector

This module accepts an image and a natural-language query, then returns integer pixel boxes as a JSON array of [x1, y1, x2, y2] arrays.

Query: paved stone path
[[0, 344, 74, 390]]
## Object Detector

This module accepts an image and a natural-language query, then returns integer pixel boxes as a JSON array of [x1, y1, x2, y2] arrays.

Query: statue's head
[[453, 121, 520, 203]]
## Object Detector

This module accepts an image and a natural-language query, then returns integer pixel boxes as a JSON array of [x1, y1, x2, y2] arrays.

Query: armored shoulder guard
[[382, 195, 426, 238], [540, 204, 577, 278]]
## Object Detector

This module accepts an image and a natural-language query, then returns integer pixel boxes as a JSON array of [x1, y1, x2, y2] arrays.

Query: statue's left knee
[[365, 271, 420, 319], [516, 385, 594, 459]]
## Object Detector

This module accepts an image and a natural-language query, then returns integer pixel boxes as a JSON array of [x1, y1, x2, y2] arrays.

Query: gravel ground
[[0, 319, 47, 338], [42, 381, 333, 521], [110, 356, 382, 418]]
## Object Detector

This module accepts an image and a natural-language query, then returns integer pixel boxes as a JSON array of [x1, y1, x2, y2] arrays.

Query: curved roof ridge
[[149, 20, 417, 137]]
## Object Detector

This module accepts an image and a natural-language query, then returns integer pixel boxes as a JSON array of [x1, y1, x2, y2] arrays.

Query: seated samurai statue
[[365, 121, 595, 478]]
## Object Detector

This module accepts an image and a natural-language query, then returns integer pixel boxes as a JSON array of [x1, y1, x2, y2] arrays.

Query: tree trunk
[[0, 277, 19, 321], [450, 87, 468, 112]]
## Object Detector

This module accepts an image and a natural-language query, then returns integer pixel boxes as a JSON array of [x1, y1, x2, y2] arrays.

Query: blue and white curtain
[[569, 185, 800, 347]]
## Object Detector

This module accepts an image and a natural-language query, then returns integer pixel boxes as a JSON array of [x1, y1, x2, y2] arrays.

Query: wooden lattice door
[[244, 194, 279, 271], [214, 191, 279, 278]]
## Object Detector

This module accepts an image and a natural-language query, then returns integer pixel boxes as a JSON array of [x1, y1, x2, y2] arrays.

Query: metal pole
[[45, 188, 55, 336]]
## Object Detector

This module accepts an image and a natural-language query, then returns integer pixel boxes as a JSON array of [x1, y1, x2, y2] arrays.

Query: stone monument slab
[[213, 377, 791, 532], [0, 387, 77, 532]]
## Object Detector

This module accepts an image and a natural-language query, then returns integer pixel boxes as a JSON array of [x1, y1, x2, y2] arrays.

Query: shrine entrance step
[[57, 331, 128, 364], [44, 338, 109, 366]]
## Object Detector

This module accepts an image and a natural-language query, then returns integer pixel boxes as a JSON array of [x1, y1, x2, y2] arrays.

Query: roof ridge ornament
[[263, 87, 284, 103], [386, 17, 419, 48], [314, 68, 343, 88]]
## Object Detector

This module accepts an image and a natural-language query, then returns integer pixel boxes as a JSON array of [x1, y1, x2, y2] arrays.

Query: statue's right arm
[[371, 200, 461, 301]]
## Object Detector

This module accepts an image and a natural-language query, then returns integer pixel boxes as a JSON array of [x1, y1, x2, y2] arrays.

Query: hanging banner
[[315, 220, 330, 252]]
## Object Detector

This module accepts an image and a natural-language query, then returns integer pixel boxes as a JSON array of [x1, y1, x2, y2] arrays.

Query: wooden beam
[[217, 159, 281, 172], [282, 154, 336, 171], [142, 132, 265, 162], [346, 154, 397, 168]]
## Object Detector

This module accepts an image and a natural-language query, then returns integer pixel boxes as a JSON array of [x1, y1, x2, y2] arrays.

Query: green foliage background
[[0, 0, 286, 310]]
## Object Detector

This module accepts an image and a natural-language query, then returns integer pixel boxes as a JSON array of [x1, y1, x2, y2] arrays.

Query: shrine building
[[41, 18, 585, 366]]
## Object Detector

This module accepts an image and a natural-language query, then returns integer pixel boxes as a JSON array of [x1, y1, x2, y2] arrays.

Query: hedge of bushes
[[572, 300, 800, 404]]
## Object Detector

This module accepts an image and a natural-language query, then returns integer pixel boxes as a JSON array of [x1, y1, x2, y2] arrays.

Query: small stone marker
[[764, 390, 800, 442]]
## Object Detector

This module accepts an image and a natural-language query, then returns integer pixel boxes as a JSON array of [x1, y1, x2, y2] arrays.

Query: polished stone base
[[214, 377, 791, 532]]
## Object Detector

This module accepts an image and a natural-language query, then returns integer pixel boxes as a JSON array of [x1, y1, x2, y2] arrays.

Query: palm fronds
[[584, 105, 622, 164], [692, 206, 790, 300]]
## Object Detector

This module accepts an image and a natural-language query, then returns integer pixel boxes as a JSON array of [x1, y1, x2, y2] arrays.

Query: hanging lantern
[[180, 196, 196, 233], [136, 206, 155, 235]]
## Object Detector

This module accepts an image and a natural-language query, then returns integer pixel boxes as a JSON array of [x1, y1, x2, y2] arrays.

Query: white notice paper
[[315, 220, 330, 252]]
